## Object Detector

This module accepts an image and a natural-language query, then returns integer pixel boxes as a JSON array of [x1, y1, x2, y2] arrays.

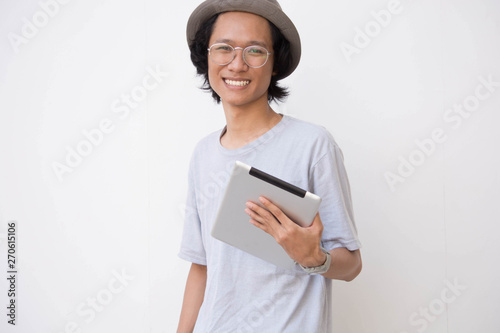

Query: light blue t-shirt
[[179, 115, 361, 333]]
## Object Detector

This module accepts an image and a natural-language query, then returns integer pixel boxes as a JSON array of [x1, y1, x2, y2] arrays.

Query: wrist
[[300, 247, 328, 268], [297, 247, 331, 275]]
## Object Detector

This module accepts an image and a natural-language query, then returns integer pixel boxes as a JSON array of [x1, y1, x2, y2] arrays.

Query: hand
[[245, 196, 326, 267]]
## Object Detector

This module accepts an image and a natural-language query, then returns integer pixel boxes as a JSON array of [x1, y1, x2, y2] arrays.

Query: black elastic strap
[[249, 167, 306, 198]]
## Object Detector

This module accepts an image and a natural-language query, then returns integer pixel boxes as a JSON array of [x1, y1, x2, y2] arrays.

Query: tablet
[[211, 161, 322, 269]]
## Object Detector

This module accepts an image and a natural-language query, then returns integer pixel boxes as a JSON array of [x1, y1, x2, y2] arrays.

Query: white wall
[[0, 0, 499, 332]]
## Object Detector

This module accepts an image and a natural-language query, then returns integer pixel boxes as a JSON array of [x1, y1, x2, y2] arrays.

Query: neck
[[220, 97, 282, 149]]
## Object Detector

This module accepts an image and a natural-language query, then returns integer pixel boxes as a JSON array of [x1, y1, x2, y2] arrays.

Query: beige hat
[[186, 0, 301, 79]]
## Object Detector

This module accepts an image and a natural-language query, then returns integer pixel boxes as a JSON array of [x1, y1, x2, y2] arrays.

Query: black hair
[[189, 12, 292, 104]]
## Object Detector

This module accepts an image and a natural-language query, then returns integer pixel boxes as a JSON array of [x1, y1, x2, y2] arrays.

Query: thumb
[[308, 213, 323, 232]]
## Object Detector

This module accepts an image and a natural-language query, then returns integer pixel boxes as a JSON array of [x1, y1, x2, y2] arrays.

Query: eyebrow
[[214, 38, 269, 48]]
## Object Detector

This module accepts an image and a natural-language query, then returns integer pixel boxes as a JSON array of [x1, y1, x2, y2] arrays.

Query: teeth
[[225, 79, 250, 86]]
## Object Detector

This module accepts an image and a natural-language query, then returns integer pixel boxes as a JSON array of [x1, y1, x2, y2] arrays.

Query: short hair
[[189, 13, 293, 104]]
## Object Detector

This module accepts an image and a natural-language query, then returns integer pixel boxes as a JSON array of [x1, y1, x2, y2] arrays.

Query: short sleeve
[[310, 137, 361, 252], [178, 155, 207, 265]]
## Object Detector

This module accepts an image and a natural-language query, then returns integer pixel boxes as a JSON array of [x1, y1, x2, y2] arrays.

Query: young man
[[178, 1, 362, 332]]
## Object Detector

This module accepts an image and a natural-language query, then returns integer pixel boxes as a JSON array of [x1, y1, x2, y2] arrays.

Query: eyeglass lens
[[209, 44, 269, 68]]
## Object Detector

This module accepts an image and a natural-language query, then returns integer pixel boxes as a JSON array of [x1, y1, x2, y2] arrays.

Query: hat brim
[[186, 0, 301, 79]]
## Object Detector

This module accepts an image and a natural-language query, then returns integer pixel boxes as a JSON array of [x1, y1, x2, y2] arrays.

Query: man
[[178, 1, 362, 332]]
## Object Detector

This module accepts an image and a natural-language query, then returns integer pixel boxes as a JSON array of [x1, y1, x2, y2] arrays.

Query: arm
[[291, 217, 362, 281], [245, 197, 362, 281], [320, 247, 362, 281], [177, 263, 207, 333]]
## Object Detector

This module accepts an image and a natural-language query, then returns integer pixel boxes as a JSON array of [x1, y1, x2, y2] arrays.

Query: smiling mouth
[[224, 79, 250, 87]]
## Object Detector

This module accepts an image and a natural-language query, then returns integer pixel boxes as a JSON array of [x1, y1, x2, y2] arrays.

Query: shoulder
[[191, 127, 223, 157], [282, 115, 340, 150], [279, 115, 346, 169], [187, 127, 224, 174]]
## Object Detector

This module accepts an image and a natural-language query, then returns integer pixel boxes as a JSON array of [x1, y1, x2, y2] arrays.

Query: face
[[208, 11, 274, 108]]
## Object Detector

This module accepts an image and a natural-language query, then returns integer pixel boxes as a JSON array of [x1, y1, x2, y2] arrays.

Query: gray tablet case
[[211, 161, 322, 269]]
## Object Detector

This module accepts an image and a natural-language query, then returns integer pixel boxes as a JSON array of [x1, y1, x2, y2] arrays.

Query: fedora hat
[[186, 0, 301, 79]]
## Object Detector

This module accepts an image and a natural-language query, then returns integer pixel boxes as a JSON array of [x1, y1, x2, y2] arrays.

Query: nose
[[227, 47, 248, 71]]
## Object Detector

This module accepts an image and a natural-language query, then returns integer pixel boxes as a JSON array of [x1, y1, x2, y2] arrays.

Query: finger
[[246, 201, 283, 238], [307, 213, 324, 234], [248, 217, 268, 233], [245, 206, 272, 234], [245, 201, 277, 224], [309, 213, 322, 227], [258, 196, 292, 227], [244, 207, 265, 225]]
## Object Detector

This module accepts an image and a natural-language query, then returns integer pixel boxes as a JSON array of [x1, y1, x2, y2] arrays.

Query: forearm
[[245, 202, 361, 281], [321, 248, 362, 281], [177, 263, 207, 333]]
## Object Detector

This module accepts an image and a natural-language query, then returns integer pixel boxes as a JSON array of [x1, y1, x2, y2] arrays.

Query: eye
[[214, 44, 232, 52], [247, 47, 266, 55]]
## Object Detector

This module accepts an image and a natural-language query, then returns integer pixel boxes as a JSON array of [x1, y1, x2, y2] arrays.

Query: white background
[[1, 0, 499, 332]]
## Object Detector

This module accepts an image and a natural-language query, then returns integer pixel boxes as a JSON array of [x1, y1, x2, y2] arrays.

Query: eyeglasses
[[207, 43, 273, 68]]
